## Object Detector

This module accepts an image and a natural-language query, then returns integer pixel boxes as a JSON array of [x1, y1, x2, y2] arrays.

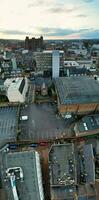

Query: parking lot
[[19, 103, 70, 142], [0, 106, 17, 147]]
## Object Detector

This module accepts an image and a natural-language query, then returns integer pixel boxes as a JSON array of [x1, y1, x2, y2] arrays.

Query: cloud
[[47, 4, 81, 14], [82, 0, 94, 2], [37, 27, 93, 37], [0, 29, 31, 35], [47, 7, 75, 13], [28, 0, 53, 7], [81, 29, 99, 38], [0, 27, 99, 39], [75, 14, 87, 17]]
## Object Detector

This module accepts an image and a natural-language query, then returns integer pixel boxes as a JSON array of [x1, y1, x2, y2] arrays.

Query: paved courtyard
[[20, 103, 68, 142]]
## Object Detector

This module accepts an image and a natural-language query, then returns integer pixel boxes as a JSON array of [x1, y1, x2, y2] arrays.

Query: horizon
[[0, 0, 99, 40]]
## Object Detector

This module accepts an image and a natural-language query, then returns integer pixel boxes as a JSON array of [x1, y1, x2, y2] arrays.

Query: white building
[[64, 60, 79, 68], [4, 77, 28, 103], [52, 50, 60, 78], [77, 60, 93, 69]]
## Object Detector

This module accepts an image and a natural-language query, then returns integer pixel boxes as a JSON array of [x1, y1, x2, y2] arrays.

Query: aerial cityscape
[[0, 0, 99, 200]]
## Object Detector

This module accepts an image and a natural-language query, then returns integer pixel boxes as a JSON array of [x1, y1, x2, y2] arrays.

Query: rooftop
[[1, 150, 43, 200], [49, 144, 76, 186], [43, 50, 64, 54], [64, 67, 89, 76], [49, 143, 96, 200], [55, 76, 99, 105], [76, 114, 99, 133], [49, 143, 76, 199]]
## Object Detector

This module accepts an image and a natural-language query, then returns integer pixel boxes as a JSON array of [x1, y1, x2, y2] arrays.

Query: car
[[39, 142, 48, 146], [30, 144, 38, 148], [8, 144, 18, 150], [20, 115, 28, 121]]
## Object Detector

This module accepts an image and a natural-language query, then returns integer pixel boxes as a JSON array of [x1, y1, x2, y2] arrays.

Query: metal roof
[[55, 77, 99, 105]]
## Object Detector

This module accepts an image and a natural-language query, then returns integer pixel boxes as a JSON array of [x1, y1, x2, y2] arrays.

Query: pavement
[[19, 103, 73, 142], [0, 106, 17, 147]]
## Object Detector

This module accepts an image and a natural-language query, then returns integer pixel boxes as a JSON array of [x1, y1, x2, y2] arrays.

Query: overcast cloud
[[0, 0, 98, 39]]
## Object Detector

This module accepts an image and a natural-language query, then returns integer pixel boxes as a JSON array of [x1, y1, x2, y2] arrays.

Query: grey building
[[1, 149, 44, 200], [34, 50, 64, 74], [49, 143, 96, 200]]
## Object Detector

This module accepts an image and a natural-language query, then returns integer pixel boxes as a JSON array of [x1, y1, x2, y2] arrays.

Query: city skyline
[[0, 0, 99, 40]]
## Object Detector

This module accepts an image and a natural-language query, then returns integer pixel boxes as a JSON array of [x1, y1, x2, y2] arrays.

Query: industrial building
[[74, 114, 99, 137], [4, 77, 28, 103], [1, 149, 44, 200], [34, 50, 64, 75], [54, 76, 99, 116], [49, 143, 96, 200]]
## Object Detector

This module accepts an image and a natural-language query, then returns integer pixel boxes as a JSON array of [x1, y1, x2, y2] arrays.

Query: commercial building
[[1, 149, 44, 200], [25, 36, 43, 51], [54, 76, 99, 116], [64, 60, 80, 68], [52, 50, 60, 78], [74, 114, 99, 137], [4, 77, 28, 103], [34, 50, 64, 74], [49, 143, 76, 200], [77, 59, 93, 69], [49, 143, 96, 200], [67, 43, 87, 56], [64, 66, 89, 77]]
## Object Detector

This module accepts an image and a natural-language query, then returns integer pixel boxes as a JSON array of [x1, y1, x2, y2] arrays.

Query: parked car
[[30, 144, 38, 148]]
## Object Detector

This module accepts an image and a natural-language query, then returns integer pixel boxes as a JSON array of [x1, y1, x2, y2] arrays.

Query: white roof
[[43, 50, 64, 54], [4, 78, 24, 91]]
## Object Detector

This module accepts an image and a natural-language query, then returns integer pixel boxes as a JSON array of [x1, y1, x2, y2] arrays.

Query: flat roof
[[49, 143, 96, 199], [49, 143, 76, 199], [49, 144, 76, 186], [76, 144, 95, 184], [76, 114, 99, 132], [1, 150, 42, 200], [55, 77, 99, 105], [43, 50, 64, 54]]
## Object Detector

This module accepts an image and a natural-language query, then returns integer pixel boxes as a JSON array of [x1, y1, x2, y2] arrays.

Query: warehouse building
[[55, 76, 99, 116], [4, 77, 28, 103], [1, 149, 44, 200], [49, 143, 96, 200]]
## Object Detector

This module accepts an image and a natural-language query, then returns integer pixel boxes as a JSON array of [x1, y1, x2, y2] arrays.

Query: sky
[[0, 0, 99, 40]]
